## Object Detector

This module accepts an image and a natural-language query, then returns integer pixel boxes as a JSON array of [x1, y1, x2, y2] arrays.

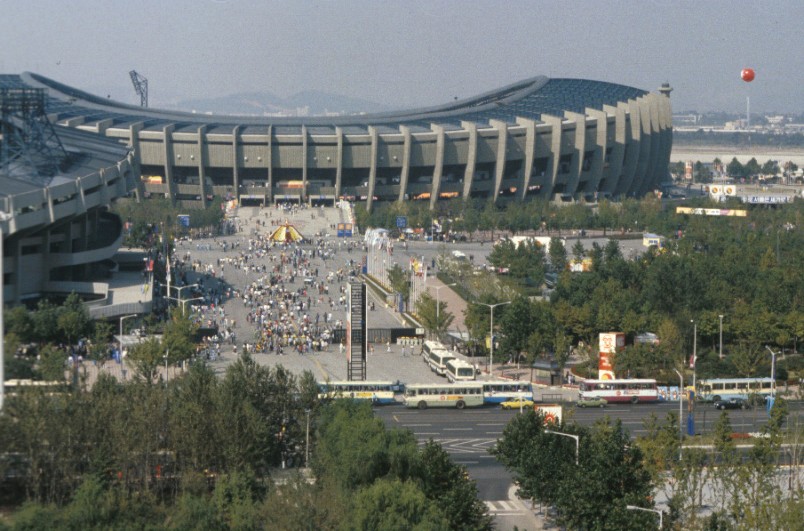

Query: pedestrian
[[386, 341, 391, 353]]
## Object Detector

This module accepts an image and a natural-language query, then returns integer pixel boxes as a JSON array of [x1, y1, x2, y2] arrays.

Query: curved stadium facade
[[11, 72, 671, 210]]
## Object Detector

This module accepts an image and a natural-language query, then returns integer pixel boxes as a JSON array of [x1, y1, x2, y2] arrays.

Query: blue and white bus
[[696, 377, 774, 402], [317, 381, 400, 404], [481, 380, 534, 405]]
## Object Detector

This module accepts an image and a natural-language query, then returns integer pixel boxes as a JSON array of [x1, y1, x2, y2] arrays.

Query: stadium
[[6, 73, 671, 209], [1, 72, 671, 308]]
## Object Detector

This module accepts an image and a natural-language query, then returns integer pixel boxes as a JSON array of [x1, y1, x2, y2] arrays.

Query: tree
[[548, 237, 568, 272], [414, 292, 454, 339], [416, 441, 492, 531], [347, 478, 449, 531], [126, 337, 165, 384], [727, 157, 744, 178], [57, 292, 92, 346], [387, 263, 411, 310]]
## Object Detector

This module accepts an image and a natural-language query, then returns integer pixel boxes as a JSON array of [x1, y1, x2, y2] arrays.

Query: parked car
[[713, 398, 749, 410], [576, 397, 608, 408], [500, 398, 534, 410]]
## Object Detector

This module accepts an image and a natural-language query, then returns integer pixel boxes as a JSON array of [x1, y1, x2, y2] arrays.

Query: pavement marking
[[444, 427, 473, 431], [478, 423, 506, 426], [392, 415, 399, 423], [403, 423, 433, 427], [484, 500, 524, 516], [312, 357, 331, 381]]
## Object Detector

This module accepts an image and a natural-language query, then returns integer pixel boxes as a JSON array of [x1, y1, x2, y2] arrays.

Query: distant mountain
[[162, 90, 391, 117]]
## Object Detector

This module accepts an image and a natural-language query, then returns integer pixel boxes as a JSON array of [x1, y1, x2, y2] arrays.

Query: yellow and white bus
[[403, 383, 484, 409], [445, 358, 476, 383], [317, 381, 400, 404]]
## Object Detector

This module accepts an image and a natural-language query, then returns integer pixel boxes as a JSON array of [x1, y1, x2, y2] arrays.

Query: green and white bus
[[403, 383, 484, 409]]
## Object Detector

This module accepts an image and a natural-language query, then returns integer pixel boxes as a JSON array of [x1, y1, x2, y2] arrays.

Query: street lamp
[[119, 314, 138, 355], [765, 346, 777, 397], [719, 314, 724, 360], [673, 369, 684, 460], [304, 408, 311, 468], [544, 429, 579, 465], [429, 282, 456, 337], [626, 505, 663, 529], [476, 301, 511, 375], [691, 319, 697, 394]]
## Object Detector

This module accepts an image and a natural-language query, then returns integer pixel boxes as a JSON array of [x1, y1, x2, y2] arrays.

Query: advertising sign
[[598, 332, 624, 380]]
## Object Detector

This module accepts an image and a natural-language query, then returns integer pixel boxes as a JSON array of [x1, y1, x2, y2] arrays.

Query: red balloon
[[741, 68, 755, 82]]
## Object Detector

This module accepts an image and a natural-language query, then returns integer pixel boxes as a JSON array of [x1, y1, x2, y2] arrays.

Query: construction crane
[[129, 70, 148, 107]]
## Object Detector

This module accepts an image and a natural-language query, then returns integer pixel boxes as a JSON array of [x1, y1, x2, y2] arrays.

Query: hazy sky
[[2, 0, 801, 114]]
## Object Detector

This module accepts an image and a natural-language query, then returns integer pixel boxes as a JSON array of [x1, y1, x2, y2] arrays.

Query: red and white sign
[[598, 332, 625, 380]]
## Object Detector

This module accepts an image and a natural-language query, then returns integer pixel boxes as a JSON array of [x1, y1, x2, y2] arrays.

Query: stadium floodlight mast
[[476, 301, 511, 375]]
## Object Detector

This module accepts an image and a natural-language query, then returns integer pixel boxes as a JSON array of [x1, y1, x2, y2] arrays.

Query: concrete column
[[630, 97, 652, 197], [603, 104, 626, 197], [515, 117, 537, 200], [45, 188, 55, 223], [232, 125, 240, 202], [645, 93, 663, 194], [461, 121, 477, 200], [162, 124, 176, 203], [128, 122, 145, 201], [335, 127, 344, 199], [301, 125, 308, 202], [12, 238, 22, 304], [540, 115, 564, 200], [489, 119, 508, 202], [585, 109, 608, 196], [267, 125, 273, 203], [617, 101, 641, 197], [367, 126, 378, 212], [197, 125, 208, 208], [429, 125, 445, 210], [397, 126, 411, 202], [562, 112, 586, 199]]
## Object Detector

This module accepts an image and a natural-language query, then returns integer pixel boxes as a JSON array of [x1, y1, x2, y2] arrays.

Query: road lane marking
[[403, 423, 433, 427], [444, 427, 473, 431]]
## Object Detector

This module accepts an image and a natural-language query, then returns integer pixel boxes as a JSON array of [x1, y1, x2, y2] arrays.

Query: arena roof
[[7, 72, 648, 135]]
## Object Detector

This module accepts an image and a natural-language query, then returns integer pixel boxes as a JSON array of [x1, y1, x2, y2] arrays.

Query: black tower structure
[[0, 87, 68, 181]]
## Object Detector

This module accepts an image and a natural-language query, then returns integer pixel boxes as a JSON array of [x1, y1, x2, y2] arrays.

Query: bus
[[317, 381, 400, 404], [482, 380, 534, 404], [696, 377, 774, 403], [421, 340, 446, 363], [3, 379, 69, 397], [427, 349, 455, 376], [403, 383, 484, 410], [578, 379, 658, 404], [445, 359, 476, 383]]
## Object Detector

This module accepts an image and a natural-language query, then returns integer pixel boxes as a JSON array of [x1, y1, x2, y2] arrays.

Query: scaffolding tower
[[0, 87, 68, 180]]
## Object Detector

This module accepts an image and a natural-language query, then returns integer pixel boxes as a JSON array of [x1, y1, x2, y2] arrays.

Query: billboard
[[534, 404, 563, 426], [598, 332, 625, 380]]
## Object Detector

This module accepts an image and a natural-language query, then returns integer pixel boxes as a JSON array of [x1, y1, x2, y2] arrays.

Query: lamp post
[[626, 505, 663, 529], [120, 313, 139, 342], [477, 301, 511, 375], [544, 430, 579, 465], [691, 319, 697, 393], [719, 314, 724, 360], [429, 282, 456, 338], [765, 346, 777, 397], [673, 369, 684, 460], [163, 349, 169, 387], [304, 408, 311, 468]]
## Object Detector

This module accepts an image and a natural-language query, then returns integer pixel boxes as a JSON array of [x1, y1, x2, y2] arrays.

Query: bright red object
[[741, 68, 755, 82]]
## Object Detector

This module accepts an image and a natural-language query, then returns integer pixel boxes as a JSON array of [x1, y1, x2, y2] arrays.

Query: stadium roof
[[5, 72, 648, 135]]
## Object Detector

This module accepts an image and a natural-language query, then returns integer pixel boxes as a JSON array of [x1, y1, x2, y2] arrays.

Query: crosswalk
[[485, 499, 525, 516], [416, 437, 496, 454]]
